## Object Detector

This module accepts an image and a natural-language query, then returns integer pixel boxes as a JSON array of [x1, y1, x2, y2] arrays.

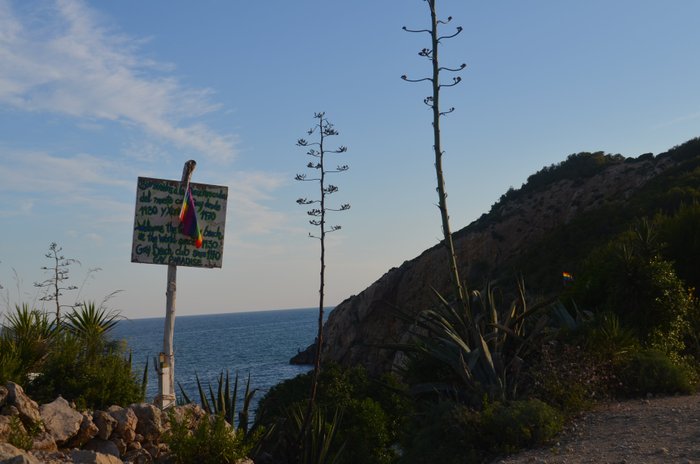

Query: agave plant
[[289, 404, 344, 464], [401, 278, 553, 404], [1, 303, 56, 377], [179, 370, 257, 433], [63, 301, 121, 358]]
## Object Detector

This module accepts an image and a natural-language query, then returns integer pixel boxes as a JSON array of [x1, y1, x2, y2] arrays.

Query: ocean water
[[111, 307, 321, 415]]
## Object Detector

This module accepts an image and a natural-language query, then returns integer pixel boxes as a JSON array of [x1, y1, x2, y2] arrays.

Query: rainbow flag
[[562, 272, 573, 282], [179, 185, 203, 248]]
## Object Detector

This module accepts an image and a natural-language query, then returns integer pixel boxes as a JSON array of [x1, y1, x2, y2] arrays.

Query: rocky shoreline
[[0, 382, 251, 464]]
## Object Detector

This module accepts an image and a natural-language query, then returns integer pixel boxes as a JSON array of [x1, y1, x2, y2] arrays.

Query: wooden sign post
[[131, 160, 228, 409]]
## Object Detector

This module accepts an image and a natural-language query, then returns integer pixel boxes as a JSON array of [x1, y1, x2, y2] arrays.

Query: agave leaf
[[195, 373, 211, 414], [178, 382, 193, 404]]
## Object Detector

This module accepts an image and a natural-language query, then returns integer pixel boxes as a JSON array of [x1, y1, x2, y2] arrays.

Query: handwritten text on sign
[[131, 177, 228, 268]]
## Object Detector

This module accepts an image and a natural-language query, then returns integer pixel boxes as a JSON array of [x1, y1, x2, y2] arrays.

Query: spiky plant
[[1, 303, 55, 377], [64, 301, 121, 358], [401, 279, 552, 404]]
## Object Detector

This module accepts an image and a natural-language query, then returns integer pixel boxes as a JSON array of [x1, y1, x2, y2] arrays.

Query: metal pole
[[157, 160, 196, 409]]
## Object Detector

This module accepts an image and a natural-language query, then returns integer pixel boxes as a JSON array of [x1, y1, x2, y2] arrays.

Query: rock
[[0, 416, 15, 442], [40, 396, 83, 446], [110, 438, 127, 456], [0, 443, 40, 464], [122, 448, 153, 464], [93, 411, 118, 441], [0, 406, 18, 417], [68, 413, 99, 448], [30, 431, 57, 452], [84, 438, 121, 458], [107, 406, 137, 443], [163, 404, 205, 432], [129, 404, 163, 443], [0, 386, 8, 407], [4, 383, 42, 432], [69, 449, 124, 463]]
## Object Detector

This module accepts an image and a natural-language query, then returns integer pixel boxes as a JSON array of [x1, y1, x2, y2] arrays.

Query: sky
[[1, 0, 699, 320]]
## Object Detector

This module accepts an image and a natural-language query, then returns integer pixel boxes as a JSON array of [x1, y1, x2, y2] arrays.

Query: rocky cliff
[[291, 141, 698, 376]]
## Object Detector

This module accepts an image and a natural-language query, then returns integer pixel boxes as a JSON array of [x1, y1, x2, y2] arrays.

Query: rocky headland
[[292, 143, 695, 376]]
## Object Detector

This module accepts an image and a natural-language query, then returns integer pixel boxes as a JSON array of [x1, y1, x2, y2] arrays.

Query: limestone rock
[[106, 406, 137, 443], [93, 411, 118, 441], [30, 431, 57, 453], [84, 438, 121, 458], [40, 397, 83, 446], [122, 448, 152, 464], [129, 404, 162, 443], [0, 416, 14, 442], [0, 443, 40, 464], [4, 383, 41, 431], [67, 413, 99, 448], [69, 449, 124, 463], [0, 386, 8, 407]]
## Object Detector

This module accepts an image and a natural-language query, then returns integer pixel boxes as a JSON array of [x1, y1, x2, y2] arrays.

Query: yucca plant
[[64, 301, 121, 358], [1, 303, 56, 377], [289, 404, 345, 464], [179, 370, 257, 432], [401, 279, 553, 404]]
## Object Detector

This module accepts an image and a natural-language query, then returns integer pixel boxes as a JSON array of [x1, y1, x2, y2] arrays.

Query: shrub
[[164, 410, 256, 464], [255, 364, 412, 464], [616, 349, 696, 396], [480, 399, 563, 454], [27, 333, 143, 409], [400, 401, 482, 464]]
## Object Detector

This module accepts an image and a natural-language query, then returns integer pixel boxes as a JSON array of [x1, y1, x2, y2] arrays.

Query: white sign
[[131, 177, 228, 268]]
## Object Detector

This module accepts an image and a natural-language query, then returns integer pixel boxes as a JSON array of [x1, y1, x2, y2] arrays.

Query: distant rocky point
[[292, 138, 700, 376]]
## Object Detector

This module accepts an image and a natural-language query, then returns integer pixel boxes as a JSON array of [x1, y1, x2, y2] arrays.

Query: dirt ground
[[491, 394, 700, 464]]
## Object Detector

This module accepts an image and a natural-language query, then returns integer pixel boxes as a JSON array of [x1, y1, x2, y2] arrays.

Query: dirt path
[[492, 394, 700, 464]]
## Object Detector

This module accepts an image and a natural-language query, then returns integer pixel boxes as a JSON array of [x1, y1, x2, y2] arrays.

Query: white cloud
[[225, 171, 292, 236], [0, 0, 236, 161]]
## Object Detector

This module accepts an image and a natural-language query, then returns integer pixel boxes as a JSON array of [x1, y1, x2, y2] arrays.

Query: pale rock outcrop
[[0, 442, 40, 464], [69, 449, 124, 464], [4, 384, 42, 432], [68, 413, 98, 448], [92, 411, 118, 441], [106, 406, 137, 444], [40, 397, 83, 447], [0, 386, 8, 407], [129, 404, 162, 443]]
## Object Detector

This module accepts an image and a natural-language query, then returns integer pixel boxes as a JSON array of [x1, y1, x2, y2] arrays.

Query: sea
[[111, 307, 322, 415]]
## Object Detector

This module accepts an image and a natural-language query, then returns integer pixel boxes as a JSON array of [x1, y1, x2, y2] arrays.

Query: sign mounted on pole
[[131, 177, 228, 268]]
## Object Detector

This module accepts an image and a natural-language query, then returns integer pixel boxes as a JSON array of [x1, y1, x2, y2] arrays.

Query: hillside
[[292, 138, 700, 376]]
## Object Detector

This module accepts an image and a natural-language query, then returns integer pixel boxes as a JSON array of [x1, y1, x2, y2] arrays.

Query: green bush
[[480, 399, 563, 454], [27, 333, 143, 409], [255, 364, 412, 464], [616, 349, 696, 396], [400, 401, 482, 464], [164, 410, 256, 464]]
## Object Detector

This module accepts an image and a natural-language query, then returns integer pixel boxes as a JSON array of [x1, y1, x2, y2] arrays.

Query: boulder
[[84, 438, 121, 459], [106, 406, 137, 443], [0, 443, 40, 464], [69, 449, 124, 464], [122, 448, 152, 464], [4, 383, 41, 432], [39, 397, 83, 446], [93, 411, 118, 441], [67, 412, 99, 448], [129, 404, 163, 443], [0, 416, 14, 442], [30, 431, 57, 453], [0, 385, 8, 407]]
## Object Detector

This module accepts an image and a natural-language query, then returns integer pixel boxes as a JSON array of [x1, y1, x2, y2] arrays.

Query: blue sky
[[1, 0, 699, 319]]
